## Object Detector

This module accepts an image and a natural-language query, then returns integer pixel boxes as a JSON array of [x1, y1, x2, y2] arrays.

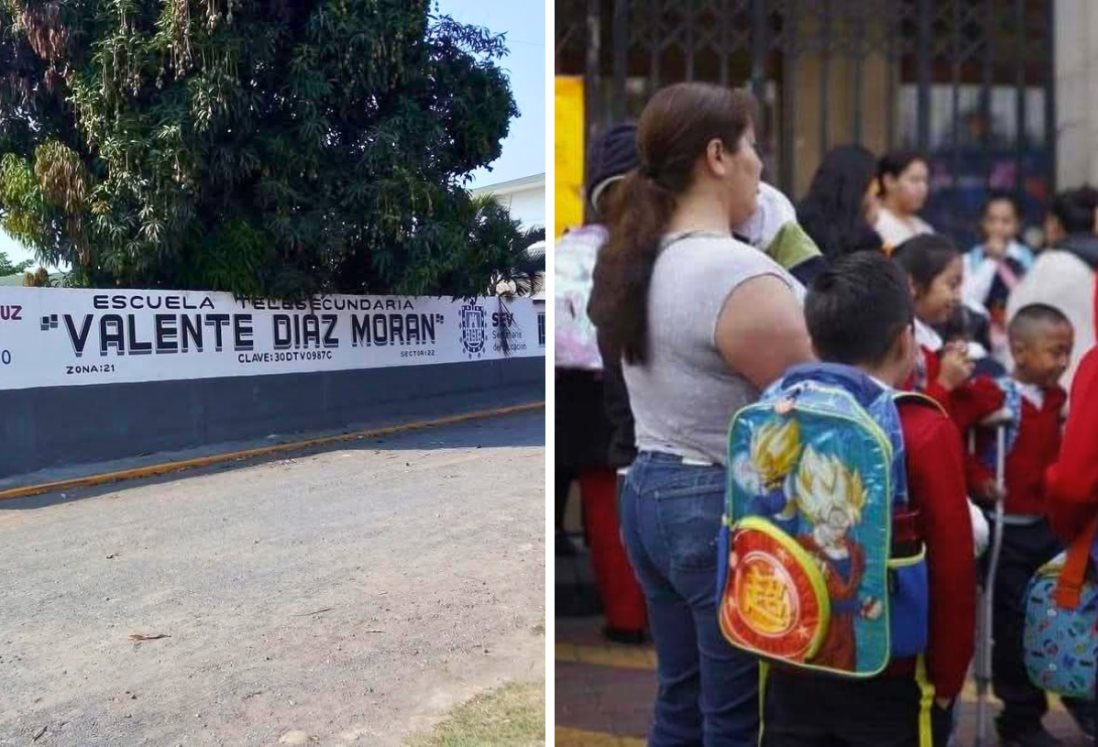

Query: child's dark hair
[[940, 304, 992, 352], [878, 149, 926, 192], [1048, 186, 1098, 235], [805, 252, 914, 366], [1008, 303, 1072, 343], [983, 190, 1021, 220], [891, 234, 960, 293]]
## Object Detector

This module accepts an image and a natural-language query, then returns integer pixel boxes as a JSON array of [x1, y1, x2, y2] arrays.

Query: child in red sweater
[[891, 234, 973, 413], [893, 233, 994, 556], [961, 304, 1093, 746], [763, 252, 974, 747]]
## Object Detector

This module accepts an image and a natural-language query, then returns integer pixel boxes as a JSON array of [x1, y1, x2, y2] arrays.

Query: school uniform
[[961, 376, 1093, 739], [763, 399, 975, 747], [905, 321, 994, 554], [962, 242, 1033, 364]]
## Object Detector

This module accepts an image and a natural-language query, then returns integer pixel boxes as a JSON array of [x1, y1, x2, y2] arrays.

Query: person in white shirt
[[1007, 186, 1098, 390], [875, 150, 933, 251]]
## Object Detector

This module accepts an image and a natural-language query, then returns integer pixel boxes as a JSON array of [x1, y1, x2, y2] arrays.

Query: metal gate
[[556, 0, 1055, 247]]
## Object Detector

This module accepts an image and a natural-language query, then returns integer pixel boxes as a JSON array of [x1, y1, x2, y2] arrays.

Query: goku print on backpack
[[718, 363, 931, 676]]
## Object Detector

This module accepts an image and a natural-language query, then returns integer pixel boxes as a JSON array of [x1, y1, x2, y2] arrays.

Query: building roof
[[470, 173, 545, 197]]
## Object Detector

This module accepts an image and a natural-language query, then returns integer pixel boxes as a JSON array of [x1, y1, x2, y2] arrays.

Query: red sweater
[[1046, 347, 1098, 543], [906, 345, 988, 426], [887, 399, 976, 699], [906, 345, 953, 413], [959, 378, 1067, 515]]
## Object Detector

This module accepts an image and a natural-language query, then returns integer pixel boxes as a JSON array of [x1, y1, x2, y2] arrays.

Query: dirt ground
[[0, 410, 545, 746]]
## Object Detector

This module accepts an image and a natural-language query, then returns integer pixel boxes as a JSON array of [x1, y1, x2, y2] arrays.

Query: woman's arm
[[714, 274, 814, 390]]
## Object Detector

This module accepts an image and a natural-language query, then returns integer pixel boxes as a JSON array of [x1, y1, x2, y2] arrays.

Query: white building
[[472, 173, 546, 300], [471, 173, 545, 232]]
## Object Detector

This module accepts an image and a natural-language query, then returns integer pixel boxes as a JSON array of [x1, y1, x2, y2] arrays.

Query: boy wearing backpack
[[758, 251, 975, 747]]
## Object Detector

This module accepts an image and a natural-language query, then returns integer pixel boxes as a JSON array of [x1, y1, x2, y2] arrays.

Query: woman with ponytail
[[589, 83, 812, 746]]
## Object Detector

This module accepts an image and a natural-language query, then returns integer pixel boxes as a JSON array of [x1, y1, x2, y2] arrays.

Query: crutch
[[971, 408, 1012, 747]]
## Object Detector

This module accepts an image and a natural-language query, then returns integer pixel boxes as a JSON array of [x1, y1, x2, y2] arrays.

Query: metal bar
[[852, 6, 864, 145], [720, 0, 731, 86], [780, 0, 797, 194], [612, 0, 628, 121], [820, 0, 831, 152], [886, 0, 896, 149], [951, 0, 961, 192], [649, 0, 659, 93], [916, 0, 931, 152], [751, 0, 768, 99], [981, 0, 993, 190], [585, 0, 601, 152], [685, 0, 695, 80], [1014, 0, 1025, 201], [1045, 0, 1056, 199]]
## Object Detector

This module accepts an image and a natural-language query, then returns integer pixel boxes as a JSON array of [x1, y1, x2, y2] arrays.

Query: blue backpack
[[717, 363, 932, 677], [1023, 517, 1098, 700]]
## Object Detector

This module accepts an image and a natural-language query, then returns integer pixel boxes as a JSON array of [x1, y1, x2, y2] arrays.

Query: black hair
[[1009, 303, 1072, 343], [983, 190, 1021, 220], [940, 304, 992, 352], [805, 251, 914, 366], [797, 145, 884, 260], [891, 233, 961, 293], [1049, 186, 1098, 235], [877, 149, 927, 194]]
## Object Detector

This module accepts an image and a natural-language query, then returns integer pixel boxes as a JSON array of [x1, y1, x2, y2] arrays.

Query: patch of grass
[[407, 680, 545, 746]]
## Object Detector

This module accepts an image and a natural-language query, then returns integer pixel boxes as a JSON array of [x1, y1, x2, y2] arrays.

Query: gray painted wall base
[[0, 357, 543, 479]]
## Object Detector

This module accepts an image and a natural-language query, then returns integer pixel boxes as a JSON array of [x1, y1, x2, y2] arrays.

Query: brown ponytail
[[588, 82, 756, 365]]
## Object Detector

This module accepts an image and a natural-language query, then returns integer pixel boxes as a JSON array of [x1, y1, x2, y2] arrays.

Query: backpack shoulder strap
[[893, 391, 946, 416], [1055, 514, 1098, 610]]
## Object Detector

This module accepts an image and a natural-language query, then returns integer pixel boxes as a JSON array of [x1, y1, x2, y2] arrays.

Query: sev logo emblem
[[459, 303, 487, 358]]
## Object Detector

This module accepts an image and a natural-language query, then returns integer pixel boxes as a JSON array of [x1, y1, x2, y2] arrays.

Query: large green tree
[[0, 0, 527, 297]]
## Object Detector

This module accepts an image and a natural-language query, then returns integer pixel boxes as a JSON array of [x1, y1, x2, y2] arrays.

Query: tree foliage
[[0, 0, 529, 297], [0, 248, 32, 274], [22, 265, 49, 285]]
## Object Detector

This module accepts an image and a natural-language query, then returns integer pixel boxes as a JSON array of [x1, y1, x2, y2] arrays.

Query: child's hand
[[984, 236, 1008, 259], [937, 342, 974, 391], [972, 478, 1005, 507]]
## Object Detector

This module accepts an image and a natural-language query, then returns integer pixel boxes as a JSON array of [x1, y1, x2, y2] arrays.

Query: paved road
[[0, 410, 545, 746]]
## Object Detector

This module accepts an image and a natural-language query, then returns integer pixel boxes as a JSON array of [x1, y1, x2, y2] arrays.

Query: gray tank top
[[623, 232, 804, 465]]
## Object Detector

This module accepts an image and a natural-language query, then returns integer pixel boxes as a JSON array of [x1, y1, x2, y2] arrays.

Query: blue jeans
[[620, 451, 760, 747]]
